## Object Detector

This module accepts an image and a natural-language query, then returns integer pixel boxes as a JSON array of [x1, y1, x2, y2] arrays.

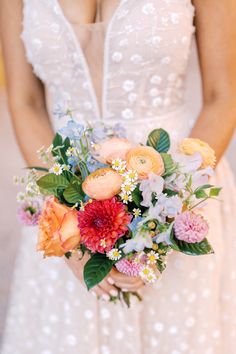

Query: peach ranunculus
[[94, 137, 133, 164], [37, 196, 80, 257], [126, 146, 165, 179], [179, 138, 216, 168], [82, 167, 122, 200]]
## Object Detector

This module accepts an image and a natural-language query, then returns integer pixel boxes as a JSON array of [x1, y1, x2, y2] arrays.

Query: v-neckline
[[54, 0, 126, 120]]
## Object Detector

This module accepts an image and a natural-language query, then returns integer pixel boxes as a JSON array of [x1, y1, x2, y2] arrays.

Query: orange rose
[[179, 138, 216, 168], [82, 167, 122, 200], [37, 196, 80, 257], [94, 137, 133, 164], [126, 146, 165, 179]]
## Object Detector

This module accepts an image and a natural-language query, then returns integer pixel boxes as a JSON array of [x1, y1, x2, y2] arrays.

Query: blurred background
[[0, 43, 235, 345]]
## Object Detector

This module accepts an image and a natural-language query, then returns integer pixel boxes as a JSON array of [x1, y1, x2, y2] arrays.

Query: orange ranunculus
[[126, 146, 165, 179], [37, 196, 80, 257], [94, 137, 133, 164], [82, 167, 122, 200], [179, 138, 216, 168]]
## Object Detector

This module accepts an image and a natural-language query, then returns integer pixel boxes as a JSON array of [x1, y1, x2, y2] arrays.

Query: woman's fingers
[[109, 268, 145, 291], [99, 278, 119, 297]]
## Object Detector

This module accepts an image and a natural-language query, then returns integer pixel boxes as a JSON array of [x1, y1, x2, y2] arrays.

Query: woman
[[1, 0, 236, 353]]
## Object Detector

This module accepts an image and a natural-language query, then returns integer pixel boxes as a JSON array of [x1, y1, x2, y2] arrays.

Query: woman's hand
[[65, 253, 144, 301]]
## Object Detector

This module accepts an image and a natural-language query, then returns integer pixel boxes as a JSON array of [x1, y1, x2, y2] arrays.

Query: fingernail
[[122, 288, 128, 292], [102, 294, 110, 302], [107, 277, 115, 285], [110, 289, 118, 297]]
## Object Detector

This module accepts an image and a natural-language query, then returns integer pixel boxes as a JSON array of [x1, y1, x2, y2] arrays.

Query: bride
[[1, 0, 236, 353]]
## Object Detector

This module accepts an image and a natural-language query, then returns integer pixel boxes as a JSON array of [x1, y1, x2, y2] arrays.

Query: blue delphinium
[[86, 154, 108, 173], [59, 120, 85, 140]]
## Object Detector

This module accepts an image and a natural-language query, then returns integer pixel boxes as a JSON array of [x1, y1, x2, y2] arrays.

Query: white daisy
[[124, 170, 138, 183], [139, 266, 157, 283], [133, 208, 141, 218], [63, 164, 71, 171], [50, 163, 63, 175], [107, 248, 122, 261], [121, 182, 136, 195], [112, 158, 127, 173], [66, 147, 76, 157], [147, 250, 160, 265], [120, 192, 133, 204]]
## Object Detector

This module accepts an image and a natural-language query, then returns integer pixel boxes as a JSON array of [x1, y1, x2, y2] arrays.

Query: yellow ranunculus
[[179, 138, 216, 168]]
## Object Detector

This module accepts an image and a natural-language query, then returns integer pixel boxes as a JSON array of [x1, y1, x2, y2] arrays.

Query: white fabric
[[2, 1, 236, 353]]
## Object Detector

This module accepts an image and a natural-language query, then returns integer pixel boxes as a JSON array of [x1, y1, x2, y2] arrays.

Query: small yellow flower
[[66, 147, 76, 157], [147, 251, 159, 265], [63, 164, 70, 171], [124, 170, 139, 183], [107, 248, 122, 261], [100, 238, 107, 248], [120, 193, 132, 204], [152, 244, 159, 251], [179, 138, 216, 168], [133, 208, 141, 218], [112, 158, 127, 173], [50, 163, 63, 175]]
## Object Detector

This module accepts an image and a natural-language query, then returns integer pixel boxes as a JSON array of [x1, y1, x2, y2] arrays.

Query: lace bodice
[[21, 0, 197, 142]]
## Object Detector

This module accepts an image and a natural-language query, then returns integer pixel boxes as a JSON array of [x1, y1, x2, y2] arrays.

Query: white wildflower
[[50, 163, 63, 175], [16, 192, 26, 203], [106, 248, 122, 261], [112, 158, 127, 173], [139, 266, 157, 283], [123, 170, 138, 183], [147, 250, 159, 265], [120, 192, 132, 204], [66, 147, 76, 157], [133, 208, 141, 218]]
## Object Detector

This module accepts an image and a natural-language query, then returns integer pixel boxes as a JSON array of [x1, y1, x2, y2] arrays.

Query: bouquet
[[15, 120, 221, 307]]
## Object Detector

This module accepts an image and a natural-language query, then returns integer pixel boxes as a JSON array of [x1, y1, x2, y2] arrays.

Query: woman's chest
[[21, 0, 195, 85]]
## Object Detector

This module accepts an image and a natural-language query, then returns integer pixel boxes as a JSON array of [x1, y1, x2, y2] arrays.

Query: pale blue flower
[[121, 233, 153, 253], [128, 216, 143, 233], [174, 152, 202, 174], [59, 120, 85, 140], [140, 173, 164, 207], [86, 155, 107, 173], [153, 223, 173, 245]]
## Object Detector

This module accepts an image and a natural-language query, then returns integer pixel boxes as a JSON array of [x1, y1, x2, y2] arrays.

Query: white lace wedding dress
[[1, 1, 236, 353]]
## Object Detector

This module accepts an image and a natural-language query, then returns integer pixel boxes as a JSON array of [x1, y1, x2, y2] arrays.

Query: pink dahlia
[[174, 211, 209, 243], [17, 200, 41, 226], [78, 197, 132, 253], [115, 257, 143, 277]]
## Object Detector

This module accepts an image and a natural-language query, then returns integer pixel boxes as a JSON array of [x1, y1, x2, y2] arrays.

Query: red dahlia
[[78, 197, 132, 253]]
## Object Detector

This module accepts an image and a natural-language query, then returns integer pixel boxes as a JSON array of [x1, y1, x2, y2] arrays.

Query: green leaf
[[25, 166, 49, 172], [78, 161, 90, 181], [37, 173, 69, 195], [52, 133, 63, 148], [163, 189, 179, 197], [147, 128, 170, 153], [161, 153, 176, 176], [195, 189, 208, 199], [52, 133, 72, 165], [84, 254, 114, 290], [209, 187, 222, 197], [195, 184, 213, 190], [131, 185, 143, 207], [170, 231, 214, 256], [63, 177, 85, 204]]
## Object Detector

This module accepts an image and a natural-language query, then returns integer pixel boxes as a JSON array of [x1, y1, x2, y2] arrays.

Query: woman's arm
[[192, 0, 236, 162], [0, 0, 54, 166]]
